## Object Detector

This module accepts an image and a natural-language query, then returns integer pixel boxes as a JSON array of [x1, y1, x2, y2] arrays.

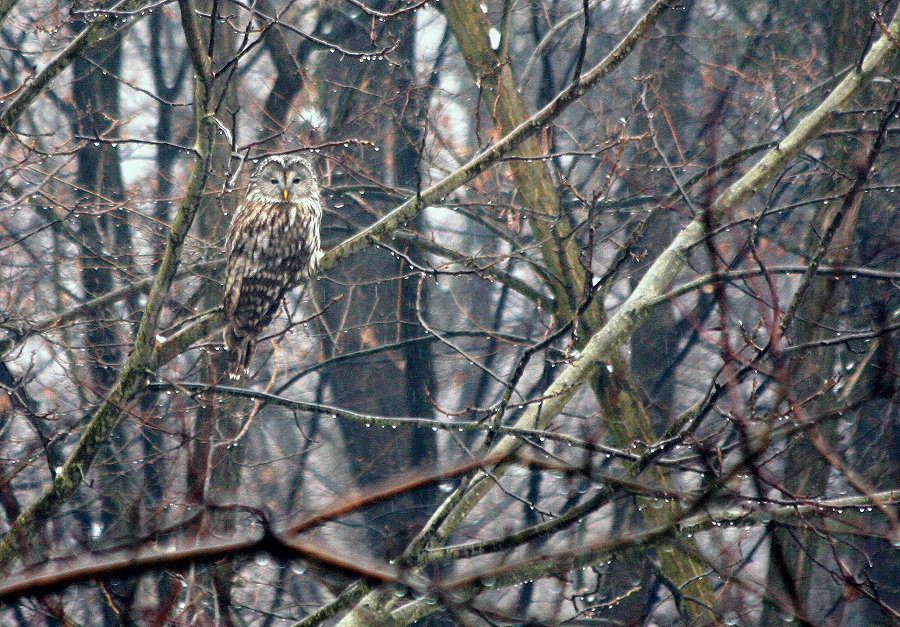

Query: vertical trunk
[[255, 0, 313, 148], [72, 39, 125, 394], [760, 2, 889, 622], [393, 15, 439, 498], [313, 4, 439, 559], [178, 2, 240, 623], [439, 0, 717, 621], [69, 23, 136, 620]]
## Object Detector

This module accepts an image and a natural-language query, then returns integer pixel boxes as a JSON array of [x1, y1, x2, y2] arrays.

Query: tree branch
[[388, 490, 900, 625], [386, 0, 900, 601], [0, 0, 220, 571], [0, 0, 157, 141]]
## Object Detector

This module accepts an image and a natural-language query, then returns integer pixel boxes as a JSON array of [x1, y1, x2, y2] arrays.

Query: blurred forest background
[[0, 0, 898, 625]]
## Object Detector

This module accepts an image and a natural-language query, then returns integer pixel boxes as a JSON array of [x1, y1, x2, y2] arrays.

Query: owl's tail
[[224, 325, 255, 380]]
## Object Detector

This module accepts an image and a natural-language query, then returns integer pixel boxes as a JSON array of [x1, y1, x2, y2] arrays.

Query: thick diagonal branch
[[399, 0, 900, 591], [0, 0, 219, 572]]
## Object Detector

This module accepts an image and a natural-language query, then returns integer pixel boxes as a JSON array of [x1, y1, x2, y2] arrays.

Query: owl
[[223, 155, 322, 378]]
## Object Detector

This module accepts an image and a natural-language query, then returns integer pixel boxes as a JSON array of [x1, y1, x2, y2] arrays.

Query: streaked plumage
[[223, 155, 322, 378]]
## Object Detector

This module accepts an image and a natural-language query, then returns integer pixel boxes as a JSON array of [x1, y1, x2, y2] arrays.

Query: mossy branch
[[350, 11, 900, 626], [0, 0, 156, 141], [0, 1, 219, 571], [0, 0, 19, 29], [317, 0, 678, 274], [387, 489, 900, 626]]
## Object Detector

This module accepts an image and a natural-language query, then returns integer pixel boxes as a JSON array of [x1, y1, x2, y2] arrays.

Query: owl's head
[[248, 155, 318, 203]]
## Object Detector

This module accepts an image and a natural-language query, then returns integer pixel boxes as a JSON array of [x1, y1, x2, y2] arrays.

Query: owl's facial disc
[[253, 157, 315, 203]]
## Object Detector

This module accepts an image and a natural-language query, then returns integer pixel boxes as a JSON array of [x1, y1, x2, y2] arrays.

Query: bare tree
[[0, 1, 897, 625]]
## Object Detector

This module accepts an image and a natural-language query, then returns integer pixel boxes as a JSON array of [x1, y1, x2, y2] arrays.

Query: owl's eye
[[292, 177, 301, 184], [269, 178, 278, 184]]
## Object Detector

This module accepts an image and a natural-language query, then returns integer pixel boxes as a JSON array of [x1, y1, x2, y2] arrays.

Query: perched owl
[[223, 155, 322, 378]]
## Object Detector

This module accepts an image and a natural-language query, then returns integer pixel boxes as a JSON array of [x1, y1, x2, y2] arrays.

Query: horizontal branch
[[0, 260, 222, 356], [651, 264, 900, 310], [388, 489, 900, 625], [0, 464, 891, 609], [146, 382, 644, 462], [399, 1, 900, 568], [0, 529, 398, 605], [275, 329, 562, 391]]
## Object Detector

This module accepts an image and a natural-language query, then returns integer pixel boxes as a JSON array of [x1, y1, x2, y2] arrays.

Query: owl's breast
[[230, 196, 320, 262], [241, 201, 317, 266]]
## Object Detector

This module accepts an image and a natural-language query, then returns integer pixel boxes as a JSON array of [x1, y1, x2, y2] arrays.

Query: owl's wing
[[289, 196, 323, 284], [223, 221, 251, 316], [223, 256, 242, 317]]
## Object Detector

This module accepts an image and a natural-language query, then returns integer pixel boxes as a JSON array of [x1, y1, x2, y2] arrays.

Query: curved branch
[[396, 0, 900, 581], [0, 529, 398, 605], [0, 0, 220, 571], [0, 0, 156, 141], [388, 489, 900, 625]]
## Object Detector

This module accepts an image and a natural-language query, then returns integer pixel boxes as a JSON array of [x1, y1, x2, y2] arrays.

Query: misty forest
[[0, 0, 898, 625]]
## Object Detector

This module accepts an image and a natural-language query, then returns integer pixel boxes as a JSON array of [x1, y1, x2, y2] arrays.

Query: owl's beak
[[282, 189, 290, 201]]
